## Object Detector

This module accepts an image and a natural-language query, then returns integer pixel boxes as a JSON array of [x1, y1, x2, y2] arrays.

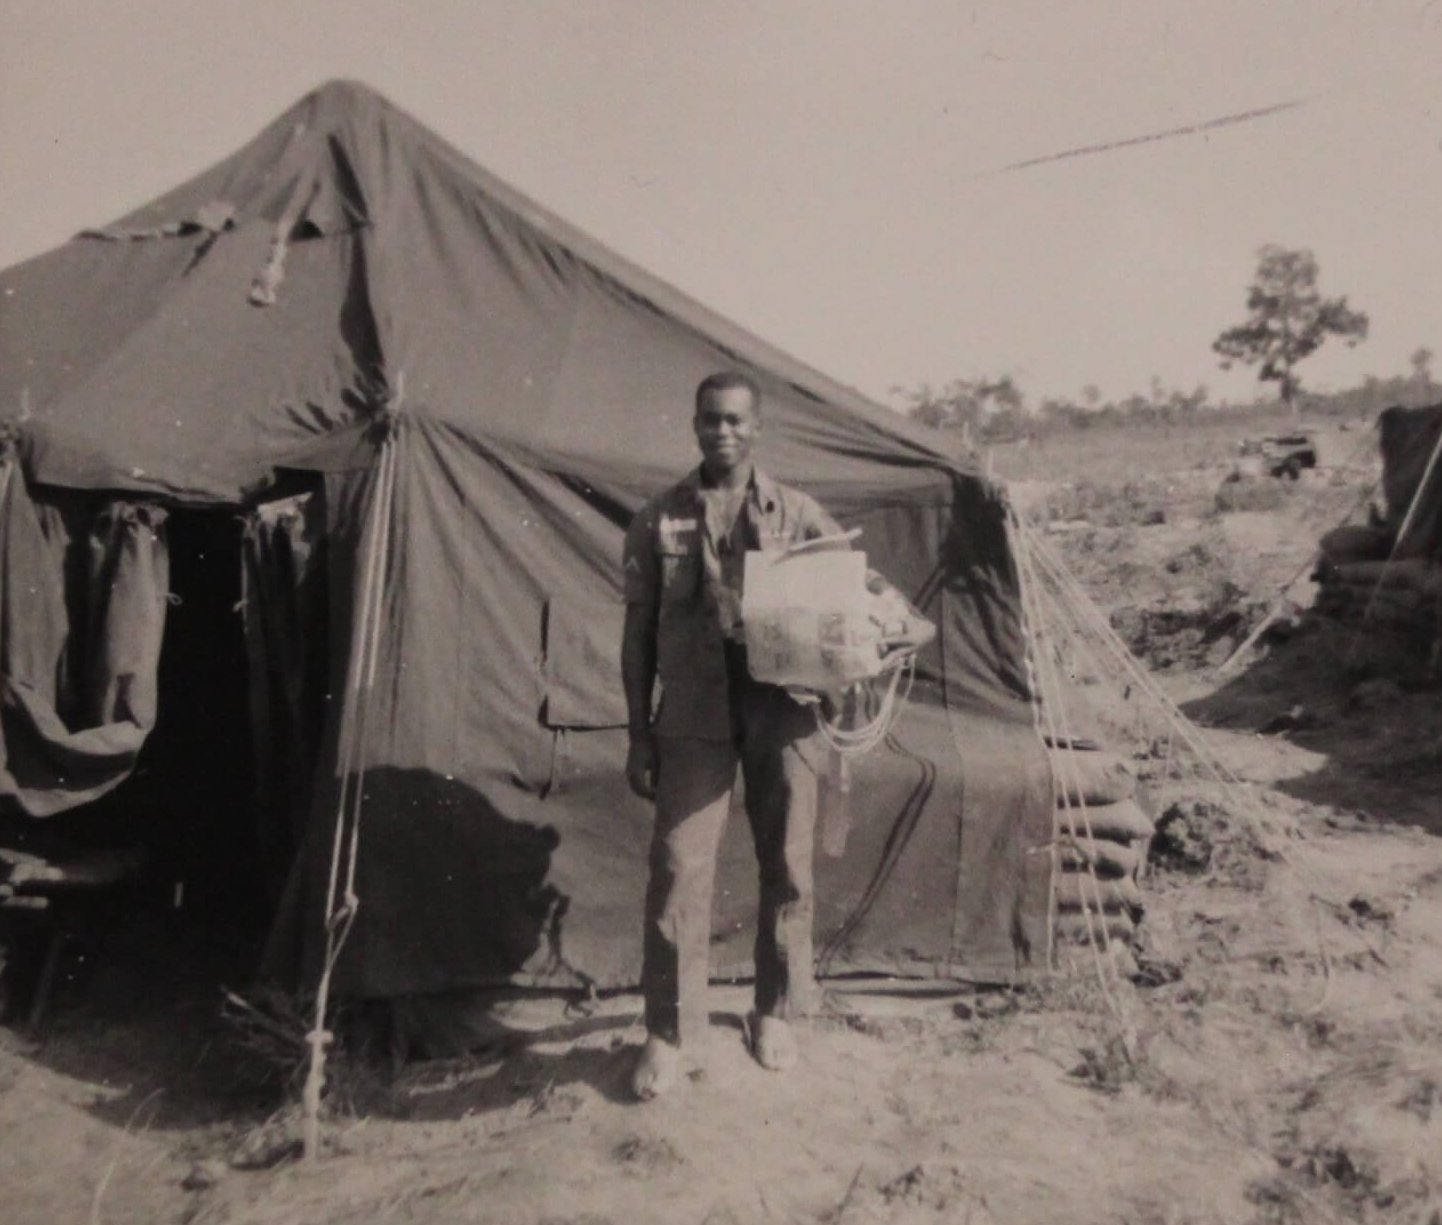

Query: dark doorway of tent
[[137, 508, 263, 951], [0, 491, 330, 1031]]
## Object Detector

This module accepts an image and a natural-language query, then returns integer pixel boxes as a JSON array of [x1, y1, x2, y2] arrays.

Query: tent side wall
[[261, 416, 1053, 999]]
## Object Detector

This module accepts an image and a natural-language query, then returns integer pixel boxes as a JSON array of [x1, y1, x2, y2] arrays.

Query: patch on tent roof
[[80, 199, 237, 242], [248, 171, 369, 307]]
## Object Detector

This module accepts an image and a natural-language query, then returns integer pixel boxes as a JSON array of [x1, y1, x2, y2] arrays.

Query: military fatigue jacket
[[623, 466, 840, 740]]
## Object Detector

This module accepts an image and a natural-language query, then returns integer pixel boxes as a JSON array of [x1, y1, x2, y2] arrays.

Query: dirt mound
[[1214, 471, 1292, 513], [1150, 801, 1221, 873], [1035, 478, 1171, 528], [1110, 580, 1272, 671], [1249, 1019, 1442, 1223], [1148, 797, 1282, 889]]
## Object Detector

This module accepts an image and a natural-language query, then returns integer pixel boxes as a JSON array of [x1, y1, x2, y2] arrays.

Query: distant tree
[[1163, 383, 1208, 416], [979, 374, 1024, 415], [1213, 245, 1369, 417], [1410, 346, 1435, 391], [902, 374, 1026, 437], [900, 383, 953, 430], [1081, 384, 1102, 409], [900, 381, 980, 432]]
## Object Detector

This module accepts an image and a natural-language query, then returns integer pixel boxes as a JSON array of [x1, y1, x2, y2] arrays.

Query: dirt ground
[[3, 413, 1441, 1225]]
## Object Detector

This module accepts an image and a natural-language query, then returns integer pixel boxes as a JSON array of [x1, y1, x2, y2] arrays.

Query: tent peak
[[308, 77, 385, 102], [298, 78, 395, 125]]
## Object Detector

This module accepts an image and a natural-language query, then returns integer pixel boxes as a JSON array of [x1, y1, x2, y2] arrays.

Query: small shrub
[[1043, 478, 1170, 528], [1214, 472, 1289, 513]]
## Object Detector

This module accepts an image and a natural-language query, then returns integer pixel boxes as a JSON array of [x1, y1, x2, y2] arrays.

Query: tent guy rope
[[1007, 507, 1133, 1045], [1015, 516, 1361, 1012], [301, 374, 405, 1163]]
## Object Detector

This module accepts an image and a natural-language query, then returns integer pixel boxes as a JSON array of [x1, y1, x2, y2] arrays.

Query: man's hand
[[621, 603, 659, 799], [626, 732, 659, 800], [877, 618, 937, 669]]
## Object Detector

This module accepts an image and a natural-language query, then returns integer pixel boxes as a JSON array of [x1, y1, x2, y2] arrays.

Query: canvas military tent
[[0, 80, 1055, 1003]]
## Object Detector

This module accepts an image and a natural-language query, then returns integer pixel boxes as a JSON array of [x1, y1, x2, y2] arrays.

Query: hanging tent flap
[[0, 468, 170, 817], [241, 491, 329, 891]]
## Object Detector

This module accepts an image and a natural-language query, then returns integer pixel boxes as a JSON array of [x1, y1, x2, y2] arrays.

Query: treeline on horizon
[[898, 364, 1441, 444]]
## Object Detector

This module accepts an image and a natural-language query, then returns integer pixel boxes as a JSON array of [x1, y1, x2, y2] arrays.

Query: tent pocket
[[537, 596, 627, 797], [540, 596, 628, 731]]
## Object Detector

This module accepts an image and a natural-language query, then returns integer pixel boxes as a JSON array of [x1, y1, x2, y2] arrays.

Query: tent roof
[[1, 79, 973, 505]]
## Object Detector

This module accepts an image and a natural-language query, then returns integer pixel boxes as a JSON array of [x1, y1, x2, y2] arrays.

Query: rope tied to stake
[[300, 374, 405, 1163]]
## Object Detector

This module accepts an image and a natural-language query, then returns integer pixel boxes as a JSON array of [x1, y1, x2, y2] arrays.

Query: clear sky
[[2, 0, 1438, 407]]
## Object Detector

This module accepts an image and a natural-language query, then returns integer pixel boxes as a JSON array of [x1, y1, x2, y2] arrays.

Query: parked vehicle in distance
[[1240, 432, 1318, 479]]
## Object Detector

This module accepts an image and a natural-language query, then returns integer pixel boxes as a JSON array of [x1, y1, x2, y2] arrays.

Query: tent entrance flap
[[0, 471, 169, 818], [0, 496, 274, 945], [241, 487, 330, 899], [541, 596, 628, 729]]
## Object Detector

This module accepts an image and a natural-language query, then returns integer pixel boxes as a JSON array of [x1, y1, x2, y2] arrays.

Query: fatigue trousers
[[642, 674, 821, 1047]]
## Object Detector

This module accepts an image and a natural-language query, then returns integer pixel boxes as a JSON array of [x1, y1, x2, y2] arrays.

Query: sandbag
[[1048, 747, 1135, 806], [1054, 872, 1144, 914], [1056, 836, 1141, 879], [1316, 585, 1436, 617], [1325, 558, 1442, 595], [1324, 586, 1425, 611], [1054, 797, 1154, 842], [1054, 913, 1136, 944], [1314, 593, 1437, 635], [1318, 524, 1393, 566]]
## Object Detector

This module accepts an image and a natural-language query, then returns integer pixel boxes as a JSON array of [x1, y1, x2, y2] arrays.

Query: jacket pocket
[[659, 544, 701, 605]]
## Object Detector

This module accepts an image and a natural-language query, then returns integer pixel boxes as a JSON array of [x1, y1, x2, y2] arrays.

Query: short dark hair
[[695, 371, 761, 414]]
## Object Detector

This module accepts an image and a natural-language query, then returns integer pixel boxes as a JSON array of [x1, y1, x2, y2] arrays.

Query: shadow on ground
[[1, 900, 279, 1133], [2, 900, 647, 1140], [367, 995, 762, 1122], [1182, 616, 1442, 834]]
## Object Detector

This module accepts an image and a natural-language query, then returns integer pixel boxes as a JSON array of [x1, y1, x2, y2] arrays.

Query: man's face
[[693, 386, 761, 475]]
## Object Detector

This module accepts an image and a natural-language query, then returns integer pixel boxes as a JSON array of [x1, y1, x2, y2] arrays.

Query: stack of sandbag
[[1312, 557, 1442, 643], [1047, 741, 1152, 956]]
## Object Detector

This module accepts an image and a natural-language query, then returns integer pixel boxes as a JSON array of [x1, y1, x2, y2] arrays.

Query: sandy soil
[[3, 414, 1440, 1225]]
